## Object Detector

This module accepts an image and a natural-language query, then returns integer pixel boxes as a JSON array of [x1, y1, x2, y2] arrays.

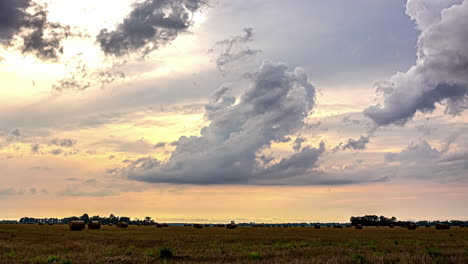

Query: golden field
[[0, 224, 467, 263]]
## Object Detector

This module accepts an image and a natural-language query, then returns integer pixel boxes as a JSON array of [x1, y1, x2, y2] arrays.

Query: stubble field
[[0, 224, 467, 263]]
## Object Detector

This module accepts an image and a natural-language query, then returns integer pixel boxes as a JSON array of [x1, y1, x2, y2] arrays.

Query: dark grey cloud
[[153, 142, 166, 149], [293, 137, 306, 152], [96, 0, 208, 57], [0, 0, 31, 43], [31, 144, 40, 154], [365, 0, 468, 126], [11, 128, 21, 137], [210, 27, 261, 72], [50, 138, 77, 147], [0, 0, 75, 61], [334, 136, 370, 151], [50, 149, 63, 155]]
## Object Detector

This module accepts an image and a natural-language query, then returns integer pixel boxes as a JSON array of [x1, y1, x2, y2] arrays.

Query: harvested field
[[0, 224, 467, 263]]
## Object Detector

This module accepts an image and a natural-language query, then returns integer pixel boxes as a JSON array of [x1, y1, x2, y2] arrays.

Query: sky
[[0, 0, 467, 223]]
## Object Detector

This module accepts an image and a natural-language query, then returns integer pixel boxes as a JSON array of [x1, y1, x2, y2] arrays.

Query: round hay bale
[[216, 224, 225, 227], [117, 222, 128, 228], [194, 224, 203, 229], [389, 224, 394, 228], [38, 223, 44, 226], [435, 224, 450, 230], [355, 224, 363, 230], [314, 224, 321, 229], [162, 223, 169, 228], [333, 225, 343, 229], [226, 224, 237, 229], [48, 223, 54, 226], [88, 221, 101, 230], [156, 223, 164, 228], [69, 220, 85, 231], [204, 224, 210, 227], [407, 223, 417, 230]]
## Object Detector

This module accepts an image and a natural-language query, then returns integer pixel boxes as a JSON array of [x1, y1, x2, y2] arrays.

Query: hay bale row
[[333, 225, 343, 229], [314, 225, 321, 229], [215, 224, 225, 227]]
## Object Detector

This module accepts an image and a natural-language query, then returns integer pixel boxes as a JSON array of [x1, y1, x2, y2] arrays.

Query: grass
[[248, 252, 262, 260], [0, 224, 467, 263]]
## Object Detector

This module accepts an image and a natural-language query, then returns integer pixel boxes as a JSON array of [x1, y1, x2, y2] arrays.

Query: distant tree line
[[350, 215, 397, 226], [350, 215, 467, 227], [18, 213, 156, 225]]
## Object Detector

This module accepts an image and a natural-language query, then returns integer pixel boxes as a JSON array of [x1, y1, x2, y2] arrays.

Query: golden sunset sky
[[1, 0, 467, 223]]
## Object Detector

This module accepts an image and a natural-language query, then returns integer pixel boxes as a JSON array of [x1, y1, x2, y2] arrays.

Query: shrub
[[158, 247, 174, 259]]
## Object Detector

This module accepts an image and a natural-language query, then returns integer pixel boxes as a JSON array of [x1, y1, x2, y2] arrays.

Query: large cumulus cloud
[[114, 60, 335, 185], [97, 0, 207, 57], [364, 0, 468, 126]]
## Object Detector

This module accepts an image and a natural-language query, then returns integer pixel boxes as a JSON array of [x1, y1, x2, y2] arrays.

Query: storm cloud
[[96, 0, 207, 57], [364, 0, 468, 126], [114, 60, 334, 185]]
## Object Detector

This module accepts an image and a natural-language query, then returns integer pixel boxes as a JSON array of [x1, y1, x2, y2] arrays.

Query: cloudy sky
[[1, 0, 467, 223]]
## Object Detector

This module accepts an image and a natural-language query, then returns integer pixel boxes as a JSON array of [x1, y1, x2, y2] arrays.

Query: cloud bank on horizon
[[365, 0, 468, 126]]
